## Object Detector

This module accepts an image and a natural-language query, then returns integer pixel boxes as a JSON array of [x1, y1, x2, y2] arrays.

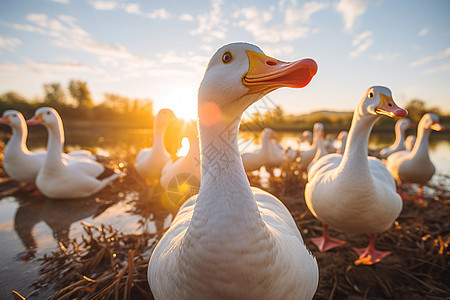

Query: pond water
[[0, 126, 448, 298]]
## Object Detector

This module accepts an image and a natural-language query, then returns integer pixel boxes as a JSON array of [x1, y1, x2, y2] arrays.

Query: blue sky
[[0, 0, 449, 120]]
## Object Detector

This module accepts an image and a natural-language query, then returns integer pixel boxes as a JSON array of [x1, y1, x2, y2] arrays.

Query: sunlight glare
[[176, 137, 190, 157], [157, 87, 198, 121]]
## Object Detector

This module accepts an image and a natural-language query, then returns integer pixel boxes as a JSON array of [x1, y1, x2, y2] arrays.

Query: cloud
[[87, 1, 169, 19], [27, 59, 104, 75], [418, 27, 429, 36], [190, 0, 227, 42], [371, 52, 401, 62], [260, 44, 295, 57], [423, 63, 450, 75], [123, 3, 170, 19], [352, 30, 372, 46], [349, 30, 373, 58], [89, 1, 118, 10], [180, 14, 194, 21], [0, 36, 21, 53], [410, 47, 450, 67], [0, 62, 18, 71], [49, 0, 69, 4], [336, 0, 369, 31], [285, 1, 329, 25], [233, 3, 319, 43], [50, 0, 69, 4]]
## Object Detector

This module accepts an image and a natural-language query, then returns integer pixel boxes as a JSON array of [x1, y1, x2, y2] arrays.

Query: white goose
[[148, 42, 319, 299], [307, 128, 328, 171], [299, 123, 324, 171], [305, 86, 407, 265], [241, 128, 284, 172], [160, 120, 201, 203], [0, 110, 94, 184], [300, 130, 313, 146], [386, 113, 444, 202], [26, 107, 123, 199], [378, 118, 412, 159], [134, 109, 177, 183]]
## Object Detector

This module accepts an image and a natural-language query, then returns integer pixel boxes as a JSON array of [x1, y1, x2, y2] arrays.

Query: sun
[[157, 87, 198, 121]]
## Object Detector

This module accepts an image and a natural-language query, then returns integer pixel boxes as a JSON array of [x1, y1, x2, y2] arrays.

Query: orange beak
[[26, 114, 44, 125], [243, 50, 317, 95], [430, 122, 444, 131], [375, 94, 408, 118], [0, 116, 8, 124]]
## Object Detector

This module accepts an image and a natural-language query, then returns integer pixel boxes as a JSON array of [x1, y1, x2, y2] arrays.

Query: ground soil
[[2, 154, 449, 300]]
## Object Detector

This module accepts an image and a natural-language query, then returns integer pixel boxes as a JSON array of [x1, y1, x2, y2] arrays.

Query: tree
[[43, 83, 66, 107], [273, 105, 284, 122], [68, 80, 94, 109], [404, 99, 439, 123]]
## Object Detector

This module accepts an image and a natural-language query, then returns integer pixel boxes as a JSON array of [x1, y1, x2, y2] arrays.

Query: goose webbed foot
[[311, 223, 346, 252]]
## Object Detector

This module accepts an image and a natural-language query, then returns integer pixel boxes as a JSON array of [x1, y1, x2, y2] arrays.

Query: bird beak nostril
[[266, 60, 276, 66]]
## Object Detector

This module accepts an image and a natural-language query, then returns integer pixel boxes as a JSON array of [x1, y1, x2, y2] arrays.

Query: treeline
[[0, 80, 154, 128], [241, 100, 449, 133]]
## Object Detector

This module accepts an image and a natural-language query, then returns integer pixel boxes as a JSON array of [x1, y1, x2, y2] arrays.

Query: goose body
[[148, 42, 319, 299], [378, 118, 412, 159], [241, 128, 284, 172], [0, 110, 95, 184], [160, 121, 201, 198], [305, 86, 406, 264], [135, 109, 176, 183], [27, 107, 123, 199], [386, 113, 444, 199]]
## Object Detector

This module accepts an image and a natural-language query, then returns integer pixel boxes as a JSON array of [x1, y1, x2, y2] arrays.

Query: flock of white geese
[[0, 42, 445, 299]]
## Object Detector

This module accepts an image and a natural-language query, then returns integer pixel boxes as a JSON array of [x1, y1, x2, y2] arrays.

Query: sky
[[0, 0, 449, 120]]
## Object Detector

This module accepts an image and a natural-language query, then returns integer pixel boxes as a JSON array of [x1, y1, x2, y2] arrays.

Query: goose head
[[419, 113, 444, 132], [0, 110, 26, 131], [301, 130, 313, 144], [261, 128, 276, 140], [198, 42, 317, 125], [155, 109, 177, 132], [313, 123, 324, 138], [26, 107, 62, 130], [358, 86, 407, 119]]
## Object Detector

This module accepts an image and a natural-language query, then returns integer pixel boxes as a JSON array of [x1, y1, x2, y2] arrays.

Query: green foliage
[[43, 83, 67, 107], [0, 80, 154, 128], [68, 80, 94, 109], [0, 92, 36, 118], [242, 98, 447, 134], [404, 99, 439, 123]]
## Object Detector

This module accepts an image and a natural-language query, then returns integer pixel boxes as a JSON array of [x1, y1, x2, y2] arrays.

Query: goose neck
[[187, 114, 269, 240], [410, 126, 430, 158], [152, 127, 166, 150], [338, 112, 378, 173], [5, 125, 28, 155], [44, 123, 65, 168], [392, 124, 406, 148]]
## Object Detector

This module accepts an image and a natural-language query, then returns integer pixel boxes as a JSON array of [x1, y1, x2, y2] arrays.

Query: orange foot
[[353, 247, 391, 265], [312, 235, 346, 252]]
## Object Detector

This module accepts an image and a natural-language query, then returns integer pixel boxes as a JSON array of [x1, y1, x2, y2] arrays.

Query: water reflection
[[13, 194, 103, 260]]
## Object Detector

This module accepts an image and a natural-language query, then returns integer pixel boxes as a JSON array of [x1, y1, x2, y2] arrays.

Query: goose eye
[[222, 51, 232, 64], [368, 92, 374, 98], [46, 111, 50, 115]]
